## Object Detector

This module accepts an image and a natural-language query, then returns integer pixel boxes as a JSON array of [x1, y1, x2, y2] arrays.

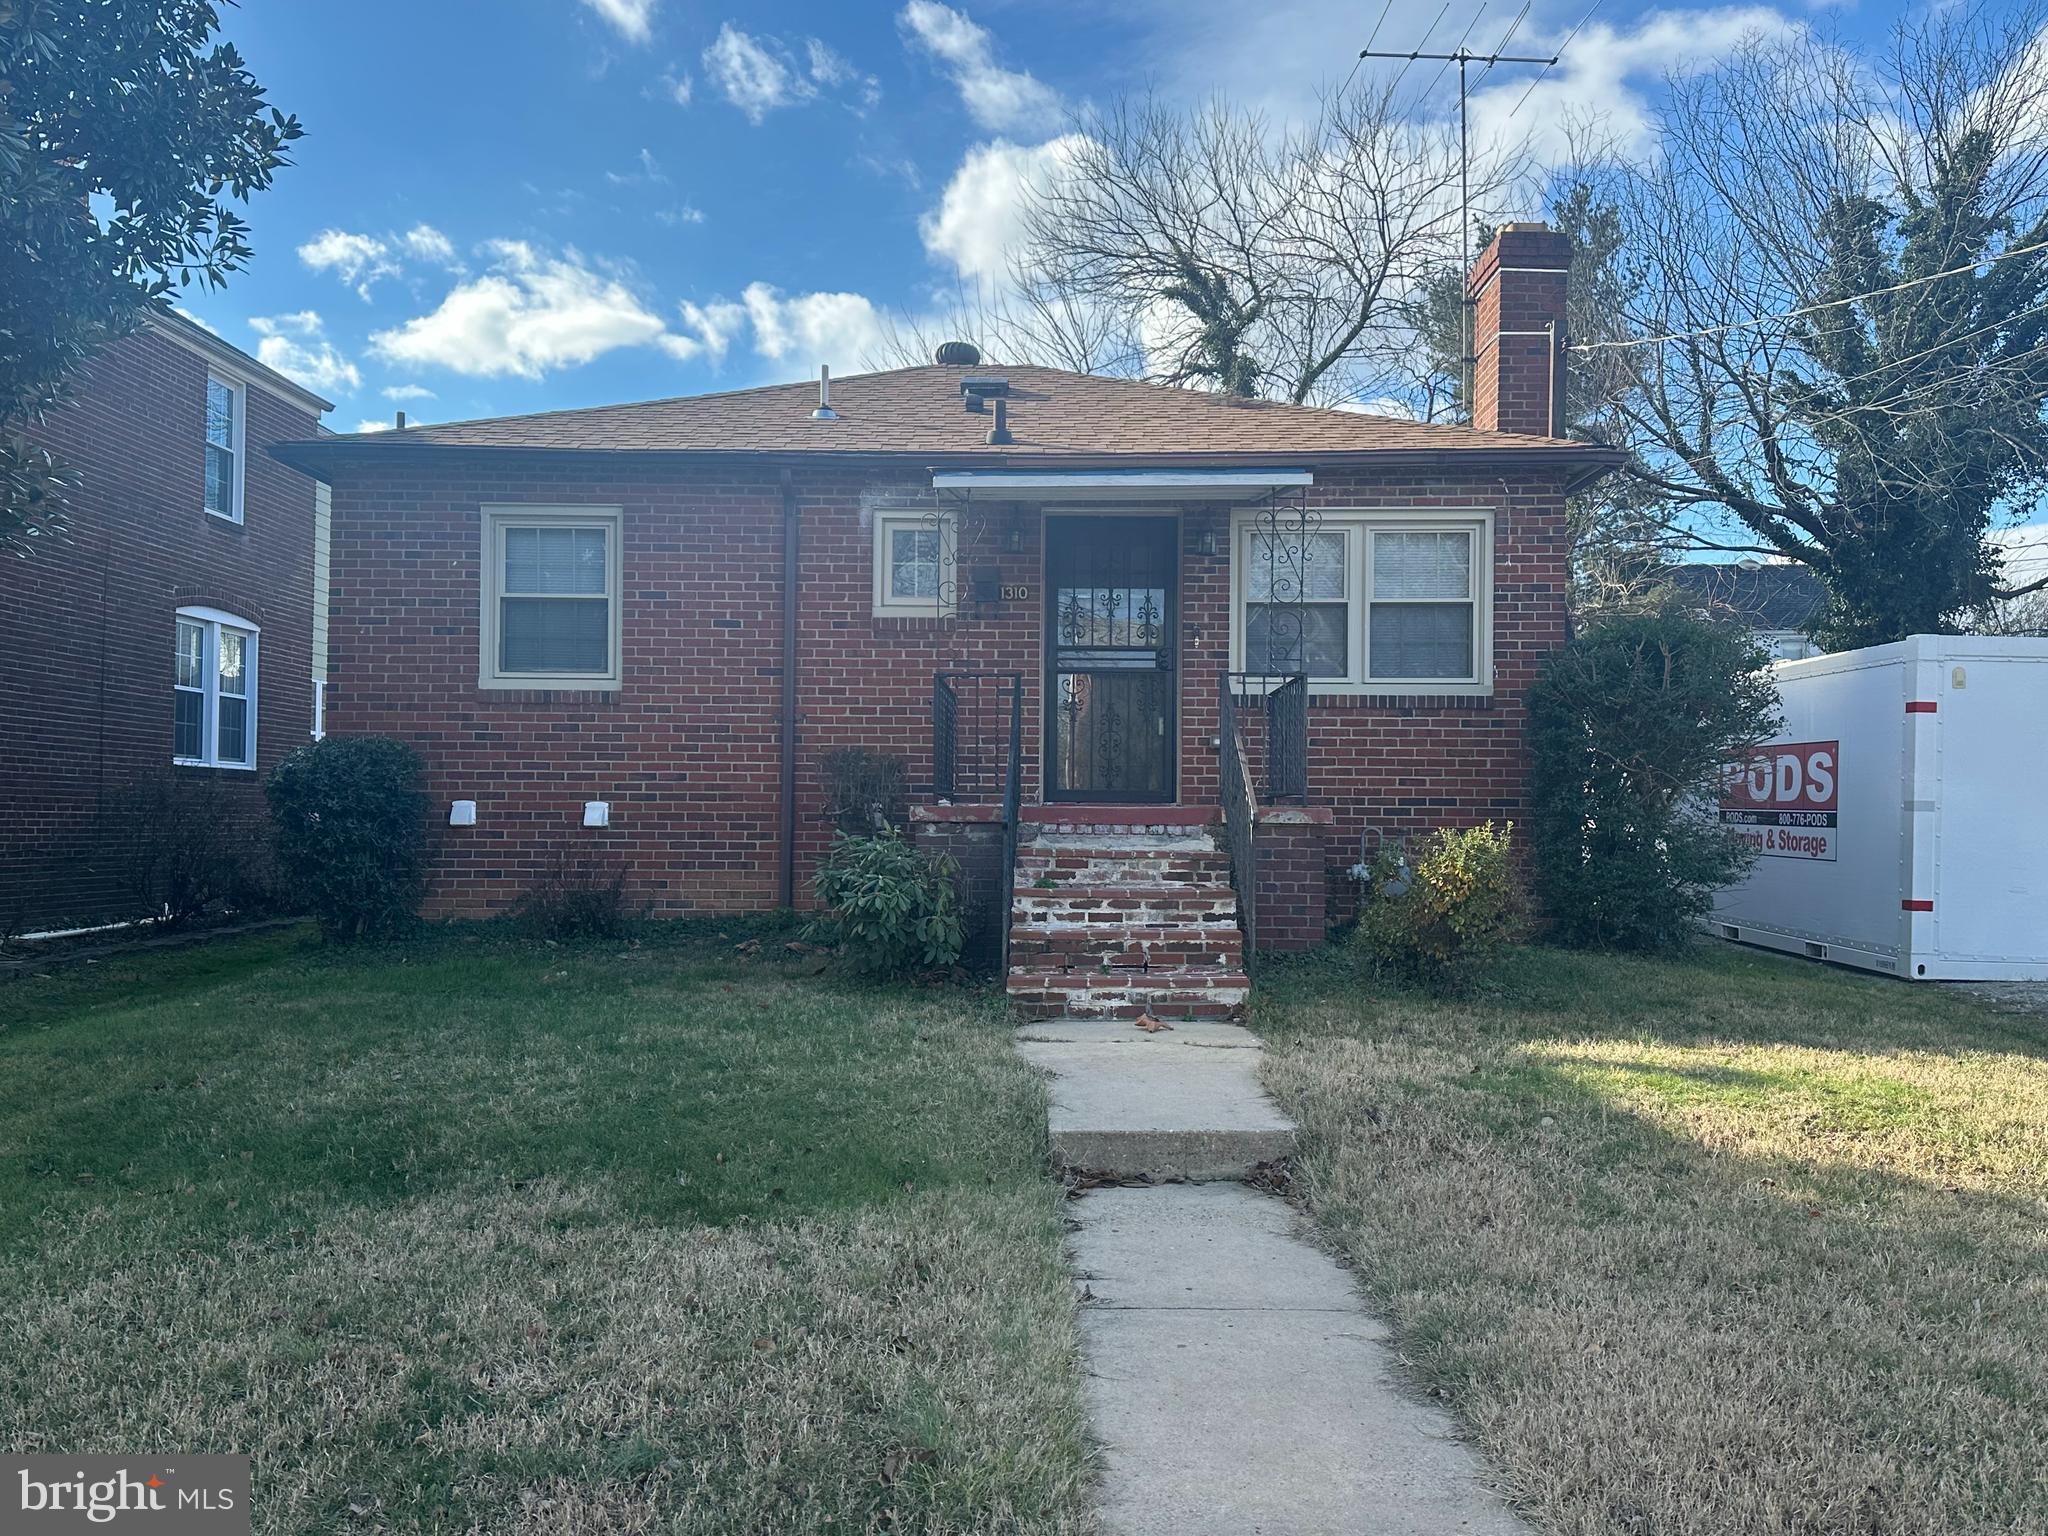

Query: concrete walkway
[[1016, 1018, 1525, 1536]]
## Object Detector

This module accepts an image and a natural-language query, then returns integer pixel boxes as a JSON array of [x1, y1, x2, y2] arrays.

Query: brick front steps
[[1007, 819, 1251, 1020]]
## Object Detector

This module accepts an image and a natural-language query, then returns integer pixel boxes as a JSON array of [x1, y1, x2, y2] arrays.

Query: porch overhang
[[929, 467, 1313, 502]]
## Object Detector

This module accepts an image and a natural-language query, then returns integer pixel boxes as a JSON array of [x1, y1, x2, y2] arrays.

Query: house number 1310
[[1000, 584, 1032, 601]]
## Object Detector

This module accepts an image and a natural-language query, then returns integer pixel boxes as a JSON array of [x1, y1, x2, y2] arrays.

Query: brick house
[[0, 313, 332, 935], [275, 225, 1618, 1014]]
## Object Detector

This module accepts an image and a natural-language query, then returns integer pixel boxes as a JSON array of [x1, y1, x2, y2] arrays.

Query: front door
[[1045, 515, 1177, 802]]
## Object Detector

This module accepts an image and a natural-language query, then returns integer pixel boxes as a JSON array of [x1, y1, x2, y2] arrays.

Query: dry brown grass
[[1256, 942, 2048, 1536]]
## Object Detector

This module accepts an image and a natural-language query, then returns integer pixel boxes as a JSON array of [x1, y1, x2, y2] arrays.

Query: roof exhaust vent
[[934, 340, 981, 366], [959, 375, 1011, 412], [811, 364, 839, 421], [985, 397, 1013, 446]]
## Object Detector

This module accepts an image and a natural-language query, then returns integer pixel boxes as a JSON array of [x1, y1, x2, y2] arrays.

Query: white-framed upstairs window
[[872, 510, 957, 618], [174, 607, 259, 768], [204, 374, 246, 523], [480, 506, 624, 689], [1232, 510, 1492, 695]]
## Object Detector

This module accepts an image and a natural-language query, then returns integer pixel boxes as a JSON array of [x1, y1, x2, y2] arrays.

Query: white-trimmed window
[[174, 607, 259, 768], [480, 506, 623, 689], [1233, 511, 1491, 693], [873, 510, 956, 618], [204, 374, 245, 522]]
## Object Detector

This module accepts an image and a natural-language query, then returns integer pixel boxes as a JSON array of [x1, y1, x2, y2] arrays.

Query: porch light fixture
[[1195, 528, 1222, 558]]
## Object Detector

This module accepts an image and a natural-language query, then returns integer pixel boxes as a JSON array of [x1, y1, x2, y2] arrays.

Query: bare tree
[[1586, 6, 2048, 646], [1003, 85, 1527, 408]]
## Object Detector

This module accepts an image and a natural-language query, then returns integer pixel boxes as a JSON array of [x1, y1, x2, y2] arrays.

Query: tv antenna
[[1356, 9, 1561, 415]]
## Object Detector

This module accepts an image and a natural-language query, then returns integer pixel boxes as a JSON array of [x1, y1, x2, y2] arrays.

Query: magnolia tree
[[0, 1, 301, 556]]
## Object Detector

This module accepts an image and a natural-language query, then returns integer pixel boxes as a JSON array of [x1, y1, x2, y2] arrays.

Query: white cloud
[[898, 1, 1060, 133], [381, 383, 436, 401], [369, 241, 671, 379], [402, 224, 459, 265], [807, 37, 856, 86], [921, 134, 1087, 281], [739, 282, 889, 370], [354, 419, 395, 434], [700, 23, 875, 121], [248, 311, 362, 396], [606, 147, 669, 187], [655, 203, 707, 226], [659, 298, 749, 363], [702, 24, 813, 122], [297, 229, 398, 298], [1468, 7, 1803, 165], [660, 68, 693, 104], [580, 0, 657, 45]]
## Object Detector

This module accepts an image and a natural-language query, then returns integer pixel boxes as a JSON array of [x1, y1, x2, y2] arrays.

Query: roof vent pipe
[[812, 365, 838, 421], [985, 397, 1012, 446]]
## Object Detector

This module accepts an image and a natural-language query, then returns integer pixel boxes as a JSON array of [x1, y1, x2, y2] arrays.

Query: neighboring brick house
[[276, 225, 1619, 1013], [0, 313, 331, 935]]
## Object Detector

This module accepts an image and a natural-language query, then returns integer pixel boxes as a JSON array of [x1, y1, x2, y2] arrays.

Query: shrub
[[106, 775, 273, 927], [819, 748, 908, 835], [807, 829, 963, 976], [1527, 604, 1782, 950], [1354, 822, 1524, 990], [514, 848, 634, 941], [267, 736, 430, 941]]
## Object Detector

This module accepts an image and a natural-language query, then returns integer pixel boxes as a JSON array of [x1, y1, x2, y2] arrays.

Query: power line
[[1570, 236, 2048, 353], [1506, 0, 1607, 120]]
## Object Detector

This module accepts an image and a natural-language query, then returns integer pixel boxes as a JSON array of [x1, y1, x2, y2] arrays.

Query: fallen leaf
[[1132, 1013, 1172, 1033]]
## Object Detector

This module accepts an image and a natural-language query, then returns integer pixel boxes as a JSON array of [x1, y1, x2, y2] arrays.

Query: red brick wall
[[1470, 224, 1571, 438], [323, 455, 1569, 923], [0, 326, 322, 934]]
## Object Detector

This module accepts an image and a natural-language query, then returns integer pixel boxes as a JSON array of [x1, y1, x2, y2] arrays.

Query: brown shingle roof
[[276, 363, 1614, 468]]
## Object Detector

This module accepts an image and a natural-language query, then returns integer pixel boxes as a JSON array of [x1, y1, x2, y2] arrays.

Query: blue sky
[[196, 0, 1917, 436]]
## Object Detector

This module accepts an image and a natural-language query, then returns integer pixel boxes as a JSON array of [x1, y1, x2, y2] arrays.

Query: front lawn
[[0, 927, 1092, 1534], [1256, 942, 2048, 1536]]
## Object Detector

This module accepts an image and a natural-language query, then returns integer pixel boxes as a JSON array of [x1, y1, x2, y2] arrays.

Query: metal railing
[[1219, 670, 1309, 966], [933, 672, 1025, 972]]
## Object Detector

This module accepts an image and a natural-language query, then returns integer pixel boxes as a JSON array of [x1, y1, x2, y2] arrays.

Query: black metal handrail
[[1220, 670, 1309, 967], [1218, 673, 1263, 962], [933, 671, 1025, 972]]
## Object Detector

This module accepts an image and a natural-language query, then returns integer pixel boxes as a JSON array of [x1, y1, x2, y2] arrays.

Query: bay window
[[173, 607, 258, 768], [1233, 512, 1490, 693]]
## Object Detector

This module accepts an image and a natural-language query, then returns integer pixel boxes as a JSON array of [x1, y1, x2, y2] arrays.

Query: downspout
[[778, 467, 800, 909]]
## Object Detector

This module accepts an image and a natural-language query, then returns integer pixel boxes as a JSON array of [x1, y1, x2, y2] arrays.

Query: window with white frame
[[174, 608, 258, 767], [872, 510, 957, 617], [204, 375, 245, 522], [1235, 513, 1490, 692], [480, 507, 623, 689]]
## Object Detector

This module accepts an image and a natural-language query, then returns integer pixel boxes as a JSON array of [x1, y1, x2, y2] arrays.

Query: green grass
[[1254, 939, 2048, 1536], [0, 926, 1093, 1534]]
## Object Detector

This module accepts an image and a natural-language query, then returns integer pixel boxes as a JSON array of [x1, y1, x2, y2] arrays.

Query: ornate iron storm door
[[1044, 514, 1177, 802]]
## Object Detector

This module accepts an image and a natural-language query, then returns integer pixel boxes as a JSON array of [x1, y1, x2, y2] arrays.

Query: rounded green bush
[[267, 736, 430, 941]]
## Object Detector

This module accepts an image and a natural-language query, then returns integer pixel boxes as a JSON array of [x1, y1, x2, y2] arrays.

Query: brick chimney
[[1467, 222, 1570, 437]]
